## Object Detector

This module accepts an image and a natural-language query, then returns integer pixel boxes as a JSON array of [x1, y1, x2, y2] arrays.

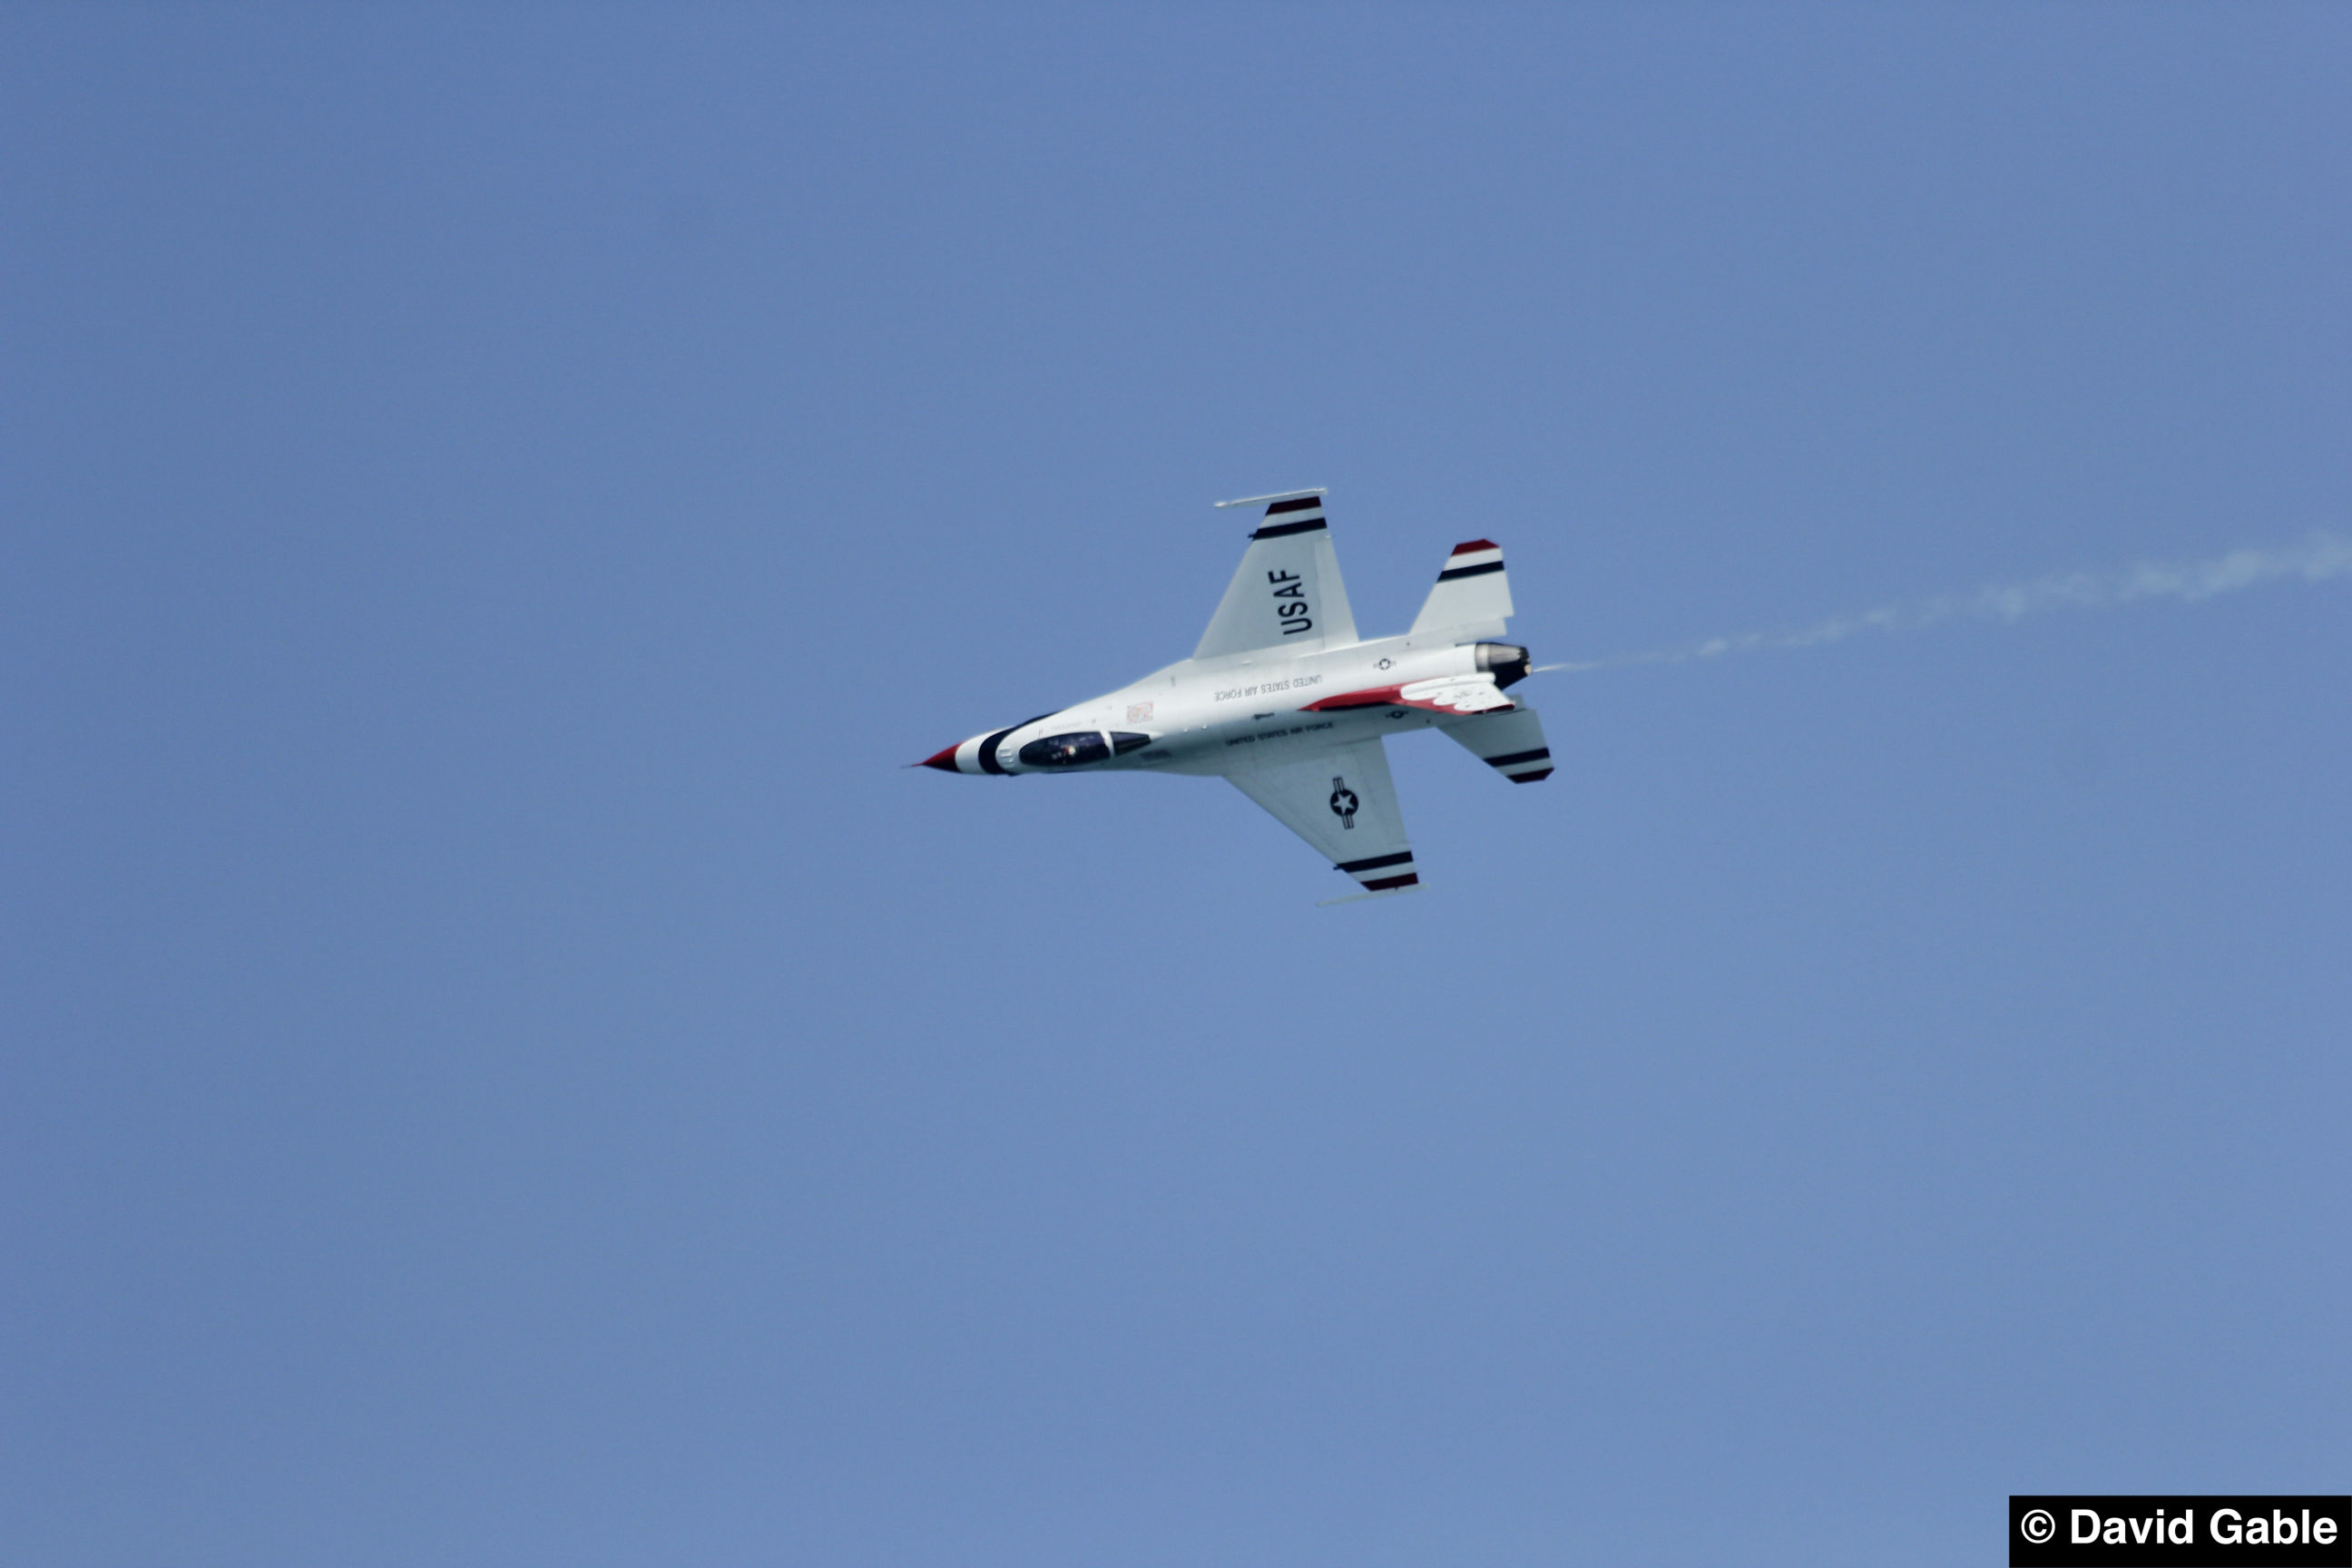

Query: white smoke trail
[[1553, 534, 2352, 675]]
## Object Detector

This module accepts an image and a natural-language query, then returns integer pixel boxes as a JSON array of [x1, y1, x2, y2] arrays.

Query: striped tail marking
[[1483, 746, 1553, 783], [1335, 849, 1418, 892]]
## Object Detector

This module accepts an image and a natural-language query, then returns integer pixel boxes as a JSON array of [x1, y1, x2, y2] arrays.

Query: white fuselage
[[936, 629, 1514, 778]]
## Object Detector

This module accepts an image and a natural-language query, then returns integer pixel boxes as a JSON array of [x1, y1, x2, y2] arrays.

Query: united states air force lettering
[[1214, 673, 1322, 702], [1269, 570, 1312, 634]]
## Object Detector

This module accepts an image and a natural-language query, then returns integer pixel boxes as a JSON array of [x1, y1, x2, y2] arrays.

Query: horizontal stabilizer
[[1408, 538, 1514, 638], [1441, 704, 1553, 782]]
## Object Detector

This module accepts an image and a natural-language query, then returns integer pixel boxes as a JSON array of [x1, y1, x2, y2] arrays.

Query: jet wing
[[1194, 490, 1360, 659], [1225, 736, 1419, 895]]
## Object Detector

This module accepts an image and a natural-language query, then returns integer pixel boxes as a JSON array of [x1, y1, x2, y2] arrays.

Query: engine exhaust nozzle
[[1475, 642, 1532, 689]]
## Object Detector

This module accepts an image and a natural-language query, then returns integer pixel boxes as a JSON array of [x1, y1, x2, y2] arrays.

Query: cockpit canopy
[[1019, 731, 1109, 768], [1016, 730, 1155, 768]]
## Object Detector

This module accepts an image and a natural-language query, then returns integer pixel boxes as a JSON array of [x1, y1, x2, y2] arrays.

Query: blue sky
[[4, 7, 2347, 1564]]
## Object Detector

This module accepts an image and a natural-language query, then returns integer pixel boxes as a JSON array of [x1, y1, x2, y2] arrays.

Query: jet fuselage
[[924, 632, 1531, 778]]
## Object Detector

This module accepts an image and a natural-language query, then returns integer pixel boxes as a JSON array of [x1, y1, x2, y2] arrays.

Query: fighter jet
[[919, 489, 1551, 900]]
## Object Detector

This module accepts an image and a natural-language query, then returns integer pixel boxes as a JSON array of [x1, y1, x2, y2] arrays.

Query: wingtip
[[1317, 882, 1426, 906], [1214, 486, 1328, 510]]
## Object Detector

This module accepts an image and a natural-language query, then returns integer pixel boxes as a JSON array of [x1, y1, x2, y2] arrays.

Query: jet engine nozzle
[[1475, 642, 1533, 689]]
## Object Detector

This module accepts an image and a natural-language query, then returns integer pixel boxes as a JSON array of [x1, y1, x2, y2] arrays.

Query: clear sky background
[[5, 7, 2347, 1565]]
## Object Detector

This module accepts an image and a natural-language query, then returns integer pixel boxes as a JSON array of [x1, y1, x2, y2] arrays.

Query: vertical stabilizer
[[1408, 539, 1514, 639]]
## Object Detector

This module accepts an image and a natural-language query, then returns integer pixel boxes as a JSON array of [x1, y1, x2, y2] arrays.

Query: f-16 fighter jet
[[919, 489, 1551, 900]]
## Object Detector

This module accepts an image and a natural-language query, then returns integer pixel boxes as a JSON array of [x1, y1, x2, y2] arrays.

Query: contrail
[[1551, 534, 2352, 675]]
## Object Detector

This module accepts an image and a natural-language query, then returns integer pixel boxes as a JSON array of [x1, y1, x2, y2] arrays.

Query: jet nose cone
[[918, 743, 963, 772]]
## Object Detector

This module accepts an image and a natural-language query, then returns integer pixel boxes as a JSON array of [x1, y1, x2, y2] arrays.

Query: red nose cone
[[918, 744, 962, 772]]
